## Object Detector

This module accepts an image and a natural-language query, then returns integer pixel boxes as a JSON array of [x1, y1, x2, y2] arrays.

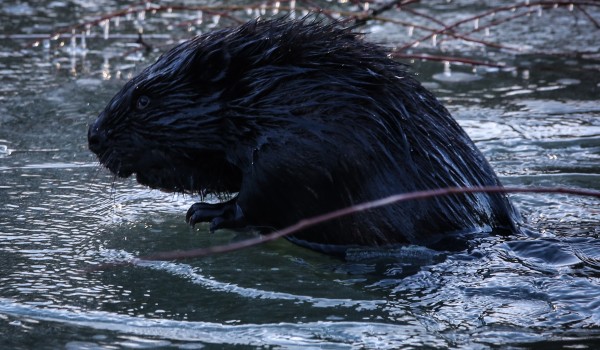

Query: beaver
[[88, 17, 519, 254]]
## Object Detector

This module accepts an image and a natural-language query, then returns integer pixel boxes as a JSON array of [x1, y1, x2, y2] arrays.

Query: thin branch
[[396, 1, 600, 52], [577, 4, 600, 29], [87, 186, 600, 270], [437, 8, 536, 47], [401, 7, 448, 29]]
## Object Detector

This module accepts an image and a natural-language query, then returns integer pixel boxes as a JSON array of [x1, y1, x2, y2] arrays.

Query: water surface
[[1, 1, 599, 349]]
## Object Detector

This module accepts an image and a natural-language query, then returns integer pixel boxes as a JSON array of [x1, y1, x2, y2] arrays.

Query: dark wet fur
[[89, 18, 519, 253]]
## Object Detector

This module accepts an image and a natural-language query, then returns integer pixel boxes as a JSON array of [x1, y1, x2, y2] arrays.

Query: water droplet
[[196, 11, 203, 26], [407, 26, 414, 37], [290, 0, 296, 18], [81, 31, 86, 50], [70, 54, 77, 75], [102, 20, 110, 40], [212, 15, 221, 26], [443, 61, 451, 76], [70, 29, 76, 54], [102, 56, 111, 80], [473, 18, 479, 30]]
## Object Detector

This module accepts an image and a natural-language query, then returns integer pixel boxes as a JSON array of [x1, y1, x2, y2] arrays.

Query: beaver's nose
[[88, 119, 107, 155]]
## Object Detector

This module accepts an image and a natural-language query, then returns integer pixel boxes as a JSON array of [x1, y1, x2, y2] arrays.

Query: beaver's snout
[[87, 119, 107, 156], [87, 112, 136, 178]]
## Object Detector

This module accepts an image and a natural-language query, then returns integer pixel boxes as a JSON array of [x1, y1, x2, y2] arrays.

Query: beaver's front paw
[[186, 199, 246, 233]]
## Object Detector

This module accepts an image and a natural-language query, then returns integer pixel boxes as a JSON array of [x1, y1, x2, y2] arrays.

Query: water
[[1, 1, 599, 349]]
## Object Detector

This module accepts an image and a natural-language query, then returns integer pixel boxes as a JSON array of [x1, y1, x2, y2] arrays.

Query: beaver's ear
[[192, 43, 233, 84]]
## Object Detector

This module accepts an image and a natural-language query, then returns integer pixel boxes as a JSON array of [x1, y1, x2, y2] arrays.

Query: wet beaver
[[88, 18, 519, 254]]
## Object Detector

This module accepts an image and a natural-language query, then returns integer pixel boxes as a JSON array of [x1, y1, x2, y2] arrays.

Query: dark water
[[1, 1, 599, 349]]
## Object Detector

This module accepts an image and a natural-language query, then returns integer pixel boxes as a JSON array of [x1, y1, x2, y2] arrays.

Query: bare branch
[[87, 186, 600, 270]]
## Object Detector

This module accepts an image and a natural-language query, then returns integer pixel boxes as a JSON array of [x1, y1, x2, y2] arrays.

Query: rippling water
[[1, 1, 599, 349]]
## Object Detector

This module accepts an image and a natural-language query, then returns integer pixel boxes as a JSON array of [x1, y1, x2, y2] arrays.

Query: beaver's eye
[[136, 95, 150, 110]]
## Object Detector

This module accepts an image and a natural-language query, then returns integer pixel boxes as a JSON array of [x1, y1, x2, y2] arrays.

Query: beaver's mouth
[[130, 149, 242, 196], [95, 145, 242, 195]]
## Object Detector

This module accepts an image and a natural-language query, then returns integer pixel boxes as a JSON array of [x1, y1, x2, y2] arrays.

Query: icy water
[[1, 1, 599, 349]]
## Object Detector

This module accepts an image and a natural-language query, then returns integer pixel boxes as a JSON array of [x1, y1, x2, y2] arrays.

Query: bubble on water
[[0, 144, 11, 157]]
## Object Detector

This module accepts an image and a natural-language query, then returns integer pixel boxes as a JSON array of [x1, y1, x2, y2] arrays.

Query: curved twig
[[87, 186, 600, 270]]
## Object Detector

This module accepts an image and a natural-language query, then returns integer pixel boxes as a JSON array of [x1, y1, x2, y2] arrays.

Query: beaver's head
[[88, 25, 247, 193], [89, 17, 405, 196]]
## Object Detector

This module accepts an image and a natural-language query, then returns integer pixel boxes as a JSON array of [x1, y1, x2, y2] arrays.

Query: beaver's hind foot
[[186, 199, 246, 233]]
